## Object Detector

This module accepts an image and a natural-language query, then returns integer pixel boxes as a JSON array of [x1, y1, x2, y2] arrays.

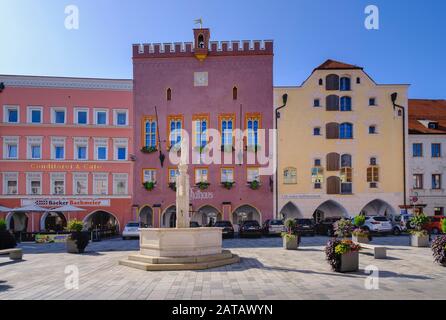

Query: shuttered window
[[326, 95, 340, 111], [341, 154, 352, 168], [326, 152, 340, 171], [367, 166, 379, 182], [327, 176, 340, 194], [326, 74, 339, 90], [326, 123, 339, 139]]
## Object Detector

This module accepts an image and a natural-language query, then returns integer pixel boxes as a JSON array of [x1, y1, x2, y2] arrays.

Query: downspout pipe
[[275, 94, 288, 218]]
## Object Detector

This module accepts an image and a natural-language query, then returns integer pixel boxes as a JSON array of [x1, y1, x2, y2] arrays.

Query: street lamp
[[275, 94, 288, 218], [391, 92, 408, 212]]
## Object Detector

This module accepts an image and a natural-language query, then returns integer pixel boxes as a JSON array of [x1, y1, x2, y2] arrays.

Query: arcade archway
[[162, 205, 176, 228], [280, 202, 303, 220], [360, 199, 396, 217], [312, 200, 348, 223], [192, 205, 222, 227], [232, 205, 261, 225], [6, 212, 28, 232], [83, 210, 120, 232], [139, 206, 153, 227], [41, 212, 67, 232]]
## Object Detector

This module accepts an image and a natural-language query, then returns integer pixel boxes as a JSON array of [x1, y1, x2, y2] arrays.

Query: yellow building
[[274, 60, 409, 222]]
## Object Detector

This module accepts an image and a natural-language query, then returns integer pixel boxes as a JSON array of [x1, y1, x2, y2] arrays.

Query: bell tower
[[193, 28, 210, 61]]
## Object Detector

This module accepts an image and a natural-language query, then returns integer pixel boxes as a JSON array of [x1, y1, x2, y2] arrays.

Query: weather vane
[[194, 18, 203, 29]]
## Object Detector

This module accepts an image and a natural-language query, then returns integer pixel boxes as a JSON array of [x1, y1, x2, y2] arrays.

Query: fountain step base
[[119, 251, 240, 271]]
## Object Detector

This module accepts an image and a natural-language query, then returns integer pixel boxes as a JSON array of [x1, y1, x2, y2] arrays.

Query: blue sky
[[0, 0, 444, 98]]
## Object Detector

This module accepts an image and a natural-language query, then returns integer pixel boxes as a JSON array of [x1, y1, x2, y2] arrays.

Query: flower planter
[[339, 251, 359, 273], [66, 231, 90, 254], [352, 235, 369, 244], [283, 236, 299, 250], [410, 234, 430, 247]]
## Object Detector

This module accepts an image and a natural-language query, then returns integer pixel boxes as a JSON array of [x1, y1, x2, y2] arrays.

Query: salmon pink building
[[0, 75, 133, 234], [132, 28, 274, 228]]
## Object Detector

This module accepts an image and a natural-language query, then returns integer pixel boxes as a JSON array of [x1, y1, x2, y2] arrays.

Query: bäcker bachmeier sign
[[21, 198, 111, 207]]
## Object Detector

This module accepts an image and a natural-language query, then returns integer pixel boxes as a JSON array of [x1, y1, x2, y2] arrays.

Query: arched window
[[326, 95, 339, 111], [340, 96, 352, 111], [341, 154, 352, 168], [283, 167, 297, 184], [370, 157, 377, 165], [326, 74, 339, 90], [327, 176, 341, 195], [319, 78, 323, 86], [340, 77, 351, 91], [166, 88, 172, 101], [356, 77, 361, 84], [340, 123, 353, 139], [326, 152, 340, 171], [198, 34, 205, 48], [326, 122, 339, 139], [232, 86, 238, 100]]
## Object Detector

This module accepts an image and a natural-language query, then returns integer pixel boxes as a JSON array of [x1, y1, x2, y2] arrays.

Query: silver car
[[363, 216, 393, 234], [122, 222, 140, 240]]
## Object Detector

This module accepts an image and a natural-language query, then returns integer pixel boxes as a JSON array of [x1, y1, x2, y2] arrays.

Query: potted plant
[[409, 213, 430, 247], [333, 218, 353, 238], [66, 219, 90, 254], [168, 182, 177, 191], [432, 218, 446, 266], [0, 219, 16, 250], [326, 239, 361, 273], [221, 181, 235, 190], [196, 181, 210, 190], [248, 180, 260, 190], [140, 146, 157, 154], [282, 218, 300, 250], [352, 215, 370, 244], [142, 181, 156, 191]]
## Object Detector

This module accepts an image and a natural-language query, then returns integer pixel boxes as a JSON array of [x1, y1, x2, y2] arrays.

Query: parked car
[[362, 216, 393, 235], [293, 218, 316, 236], [190, 221, 201, 228], [214, 220, 235, 238], [426, 216, 446, 235], [262, 219, 285, 236], [122, 221, 140, 240], [239, 220, 262, 238], [389, 214, 411, 235], [314, 217, 342, 236]]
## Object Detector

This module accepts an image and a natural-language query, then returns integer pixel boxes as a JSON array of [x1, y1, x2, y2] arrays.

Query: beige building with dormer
[[274, 60, 410, 221]]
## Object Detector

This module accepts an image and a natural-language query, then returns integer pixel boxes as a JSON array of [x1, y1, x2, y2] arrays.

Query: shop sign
[[21, 198, 111, 207]]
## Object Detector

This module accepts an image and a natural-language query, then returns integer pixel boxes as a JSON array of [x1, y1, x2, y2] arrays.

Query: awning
[[50, 205, 86, 212], [10, 205, 49, 212], [0, 205, 12, 212]]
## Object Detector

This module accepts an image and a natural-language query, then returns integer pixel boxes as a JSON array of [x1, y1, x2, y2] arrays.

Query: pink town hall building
[[0, 75, 134, 235], [132, 27, 274, 228]]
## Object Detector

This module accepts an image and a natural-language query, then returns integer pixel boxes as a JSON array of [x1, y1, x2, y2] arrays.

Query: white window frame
[[3, 172, 18, 195], [51, 137, 66, 160], [195, 168, 209, 183], [113, 173, 128, 195], [143, 169, 156, 183], [73, 172, 89, 195], [113, 109, 128, 126], [51, 107, 67, 124], [94, 138, 108, 161], [3, 136, 19, 160], [27, 136, 43, 160], [50, 172, 66, 195], [94, 108, 109, 126], [247, 167, 260, 182], [74, 107, 89, 125], [93, 173, 109, 195], [221, 168, 234, 183], [26, 172, 42, 195], [113, 138, 128, 161], [3, 105, 20, 123], [74, 137, 89, 161], [27, 106, 43, 124]]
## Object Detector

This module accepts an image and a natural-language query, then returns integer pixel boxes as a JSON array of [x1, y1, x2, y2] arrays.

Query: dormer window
[[167, 88, 172, 101], [233, 86, 238, 100], [198, 34, 205, 48], [428, 122, 439, 129]]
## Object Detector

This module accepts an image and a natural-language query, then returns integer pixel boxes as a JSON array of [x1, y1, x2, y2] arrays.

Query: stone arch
[[232, 204, 262, 225], [139, 205, 154, 227], [192, 205, 222, 227], [280, 201, 303, 220], [83, 210, 120, 232], [6, 212, 28, 232], [161, 205, 176, 228], [40, 211, 67, 232], [312, 200, 349, 223], [360, 199, 397, 218]]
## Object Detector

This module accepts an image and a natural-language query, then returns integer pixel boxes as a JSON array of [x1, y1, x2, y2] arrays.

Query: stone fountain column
[[176, 161, 190, 229]]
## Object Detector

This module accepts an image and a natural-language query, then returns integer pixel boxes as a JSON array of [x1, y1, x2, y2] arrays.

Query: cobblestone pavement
[[0, 235, 445, 300]]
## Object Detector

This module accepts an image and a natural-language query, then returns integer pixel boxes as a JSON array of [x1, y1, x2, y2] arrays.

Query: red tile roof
[[409, 99, 446, 134], [314, 59, 363, 71]]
